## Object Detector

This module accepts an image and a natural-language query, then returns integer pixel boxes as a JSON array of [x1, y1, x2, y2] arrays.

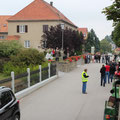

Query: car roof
[[0, 86, 11, 91]]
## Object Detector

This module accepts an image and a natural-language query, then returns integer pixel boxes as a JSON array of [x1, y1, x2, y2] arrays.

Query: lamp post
[[61, 23, 65, 60]]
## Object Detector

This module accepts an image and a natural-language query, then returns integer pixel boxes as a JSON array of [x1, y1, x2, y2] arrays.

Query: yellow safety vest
[[82, 71, 88, 82]]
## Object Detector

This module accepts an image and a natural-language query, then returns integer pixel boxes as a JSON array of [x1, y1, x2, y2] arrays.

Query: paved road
[[20, 63, 112, 120]]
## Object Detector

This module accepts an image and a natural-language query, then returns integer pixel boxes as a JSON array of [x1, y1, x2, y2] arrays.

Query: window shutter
[[43, 25, 48, 32], [25, 25, 28, 33], [46, 25, 48, 32], [17, 25, 19, 33]]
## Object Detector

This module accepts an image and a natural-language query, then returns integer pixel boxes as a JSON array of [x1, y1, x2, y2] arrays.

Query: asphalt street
[[20, 63, 112, 120]]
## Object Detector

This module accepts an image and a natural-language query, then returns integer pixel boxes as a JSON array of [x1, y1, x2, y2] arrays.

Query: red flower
[[48, 59, 54, 62]]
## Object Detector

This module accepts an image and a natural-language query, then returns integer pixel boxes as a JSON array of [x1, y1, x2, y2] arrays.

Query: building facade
[[7, 0, 77, 50], [0, 16, 11, 40]]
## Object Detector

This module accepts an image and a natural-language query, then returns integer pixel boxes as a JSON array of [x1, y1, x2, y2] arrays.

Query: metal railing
[[0, 63, 56, 93]]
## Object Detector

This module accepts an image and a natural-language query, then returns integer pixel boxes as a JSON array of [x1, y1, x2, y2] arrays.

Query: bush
[[3, 49, 46, 76], [10, 48, 45, 66], [75, 50, 82, 55], [0, 58, 10, 73], [0, 59, 4, 73], [0, 40, 22, 58], [3, 62, 27, 76], [3, 62, 48, 76]]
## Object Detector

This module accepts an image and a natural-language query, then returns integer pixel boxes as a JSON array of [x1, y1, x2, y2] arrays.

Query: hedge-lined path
[[20, 63, 112, 120]]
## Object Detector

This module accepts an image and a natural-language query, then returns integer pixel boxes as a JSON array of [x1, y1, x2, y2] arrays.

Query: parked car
[[0, 86, 20, 120]]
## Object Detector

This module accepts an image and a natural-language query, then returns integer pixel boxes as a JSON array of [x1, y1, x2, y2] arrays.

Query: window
[[43, 25, 48, 32], [3, 24, 7, 27], [0, 91, 12, 108], [17, 25, 28, 33], [0, 36, 5, 39], [24, 40, 30, 48]]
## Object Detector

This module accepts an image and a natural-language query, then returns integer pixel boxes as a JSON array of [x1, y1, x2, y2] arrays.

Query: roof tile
[[78, 28, 88, 34], [0, 16, 11, 32], [8, 0, 76, 27]]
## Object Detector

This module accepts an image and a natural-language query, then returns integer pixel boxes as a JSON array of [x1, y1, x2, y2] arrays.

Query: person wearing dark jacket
[[110, 64, 116, 82], [100, 65, 106, 86]]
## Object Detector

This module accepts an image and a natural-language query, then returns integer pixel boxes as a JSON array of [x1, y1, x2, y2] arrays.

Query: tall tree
[[102, 0, 120, 47], [105, 35, 113, 43], [112, 22, 120, 47], [85, 32, 93, 53], [102, 0, 120, 25], [42, 25, 84, 54], [100, 39, 112, 53], [85, 29, 100, 53]]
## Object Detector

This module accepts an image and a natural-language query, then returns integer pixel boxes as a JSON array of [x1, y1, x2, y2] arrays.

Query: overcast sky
[[0, 0, 114, 40]]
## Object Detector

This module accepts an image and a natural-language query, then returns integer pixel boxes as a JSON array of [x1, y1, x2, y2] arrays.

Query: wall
[[8, 20, 77, 50], [0, 33, 8, 39]]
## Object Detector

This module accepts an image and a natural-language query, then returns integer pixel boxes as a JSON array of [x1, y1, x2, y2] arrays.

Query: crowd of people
[[100, 55, 120, 87], [45, 47, 61, 61], [84, 53, 116, 64], [82, 54, 119, 94], [45, 47, 75, 61]]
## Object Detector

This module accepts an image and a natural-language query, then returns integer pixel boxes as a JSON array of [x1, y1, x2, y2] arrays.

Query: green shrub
[[10, 48, 45, 66], [42, 61, 49, 68], [75, 50, 82, 55], [3, 62, 48, 76], [3, 48, 47, 76], [0, 59, 4, 73], [0, 58, 11, 73], [3, 62, 27, 76], [0, 40, 22, 58]]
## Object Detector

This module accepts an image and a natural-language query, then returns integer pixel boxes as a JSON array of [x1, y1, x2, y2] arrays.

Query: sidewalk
[[20, 63, 112, 120]]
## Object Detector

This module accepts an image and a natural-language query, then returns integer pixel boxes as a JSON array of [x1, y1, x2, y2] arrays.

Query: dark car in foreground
[[0, 86, 20, 120]]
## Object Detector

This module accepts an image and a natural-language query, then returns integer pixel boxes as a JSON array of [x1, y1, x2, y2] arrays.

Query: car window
[[0, 91, 12, 108]]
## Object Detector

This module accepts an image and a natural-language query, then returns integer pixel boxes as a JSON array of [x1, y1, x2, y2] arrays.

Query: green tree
[[85, 33, 93, 52], [42, 25, 84, 54], [85, 29, 100, 53], [102, 0, 120, 25], [112, 22, 120, 47], [102, 0, 120, 47], [105, 35, 113, 43], [100, 39, 112, 53]]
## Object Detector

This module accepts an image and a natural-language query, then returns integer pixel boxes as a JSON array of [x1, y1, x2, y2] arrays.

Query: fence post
[[27, 68, 30, 88], [48, 63, 50, 78], [11, 71, 15, 93], [39, 65, 42, 82]]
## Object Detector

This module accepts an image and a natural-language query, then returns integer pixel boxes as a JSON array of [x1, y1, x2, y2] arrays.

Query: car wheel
[[14, 114, 20, 120]]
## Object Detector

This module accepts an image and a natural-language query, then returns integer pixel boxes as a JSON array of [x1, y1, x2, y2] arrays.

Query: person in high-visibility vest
[[82, 69, 89, 94]]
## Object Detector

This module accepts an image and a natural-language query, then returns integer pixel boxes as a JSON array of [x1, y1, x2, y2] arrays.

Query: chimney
[[50, 2, 53, 6]]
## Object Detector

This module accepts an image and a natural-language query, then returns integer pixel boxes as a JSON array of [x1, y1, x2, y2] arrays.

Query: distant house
[[7, 0, 77, 50], [78, 28, 88, 40], [0, 16, 11, 40], [0, 16, 20, 41], [114, 47, 120, 54]]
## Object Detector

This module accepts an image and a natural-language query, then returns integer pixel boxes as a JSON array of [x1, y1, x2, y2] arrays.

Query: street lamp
[[61, 23, 65, 60]]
